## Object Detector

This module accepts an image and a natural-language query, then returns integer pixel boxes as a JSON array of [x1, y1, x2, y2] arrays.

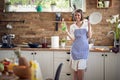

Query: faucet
[[107, 31, 117, 47]]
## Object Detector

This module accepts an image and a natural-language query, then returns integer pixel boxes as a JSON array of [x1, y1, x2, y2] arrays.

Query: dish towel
[[30, 60, 43, 80]]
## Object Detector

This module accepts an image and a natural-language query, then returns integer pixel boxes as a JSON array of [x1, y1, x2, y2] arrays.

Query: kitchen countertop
[[0, 46, 110, 52]]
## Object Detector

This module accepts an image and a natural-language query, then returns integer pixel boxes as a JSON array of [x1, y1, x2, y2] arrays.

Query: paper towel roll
[[51, 36, 59, 48]]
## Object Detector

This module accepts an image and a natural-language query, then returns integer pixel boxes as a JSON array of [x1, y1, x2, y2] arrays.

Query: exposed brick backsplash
[[0, 0, 120, 46]]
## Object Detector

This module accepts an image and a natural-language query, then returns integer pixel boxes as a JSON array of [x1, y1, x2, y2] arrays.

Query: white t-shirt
[[70, 19, 89, 39]]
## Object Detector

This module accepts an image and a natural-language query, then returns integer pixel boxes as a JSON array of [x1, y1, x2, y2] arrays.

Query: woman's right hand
[[65, 26, 68, 33]]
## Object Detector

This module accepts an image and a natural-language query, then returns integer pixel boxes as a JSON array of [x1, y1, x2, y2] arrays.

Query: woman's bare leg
[[74, 71, 78, 80], [77, 70, 84, 80]]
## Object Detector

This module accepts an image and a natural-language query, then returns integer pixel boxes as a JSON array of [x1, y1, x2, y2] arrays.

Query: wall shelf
[[97, 0, 112, 8], [0, 20, 25, 23], [51, 21, 74, 23]]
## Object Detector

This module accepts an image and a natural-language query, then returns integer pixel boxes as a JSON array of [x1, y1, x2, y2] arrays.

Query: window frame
[[4, 0, 86, 12]]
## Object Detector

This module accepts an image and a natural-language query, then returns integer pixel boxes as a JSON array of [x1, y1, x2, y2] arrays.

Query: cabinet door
[[21, 51, 33, 61], [21, 51, 54, 80], [84, 52, 104, 80], [0, 50, 15, 61], [53, 51, 73, 80], [118, 52, 120, 80], [105, 52, 120, 80], [36, 51, 54, 80]]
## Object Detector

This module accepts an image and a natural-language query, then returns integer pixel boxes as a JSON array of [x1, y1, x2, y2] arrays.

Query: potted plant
[[51, 1, 56, 5], [50, 1, 56, 11], [106, 14, 120, 47], [36, 0, 43, 12], [98, 0, 104, 8], [60, 38, 67, 48], [5, 2, 11, 12]]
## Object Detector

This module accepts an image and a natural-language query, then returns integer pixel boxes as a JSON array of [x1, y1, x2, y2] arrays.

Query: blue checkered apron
[[71, 29, 89, 60]]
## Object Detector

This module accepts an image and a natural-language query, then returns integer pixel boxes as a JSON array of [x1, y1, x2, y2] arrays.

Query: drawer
[[54, 58, 70, 65], [59, 72, 73, 80], [54, 51, 70, 59], [54, 59, 71, 73]]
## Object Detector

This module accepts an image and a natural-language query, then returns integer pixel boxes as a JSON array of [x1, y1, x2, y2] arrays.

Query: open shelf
[[51, 21, 74, 23], [97, 0, 112, 8]]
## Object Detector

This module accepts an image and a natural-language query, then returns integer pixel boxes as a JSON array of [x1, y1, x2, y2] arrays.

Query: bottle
[[42, 37, 47, 48], [61, 18, 67, 31]]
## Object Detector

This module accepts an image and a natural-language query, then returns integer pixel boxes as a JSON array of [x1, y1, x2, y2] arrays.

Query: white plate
[[89, 12, 102, 24]]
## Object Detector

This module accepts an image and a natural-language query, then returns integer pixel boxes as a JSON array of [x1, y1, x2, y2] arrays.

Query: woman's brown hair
[[74, 9, 84, 21]]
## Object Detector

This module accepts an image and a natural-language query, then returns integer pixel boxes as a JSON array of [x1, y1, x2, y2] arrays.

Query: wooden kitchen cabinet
[[0, 50, 15, 61], [21, 51, 54, 80], [84, 52, 120, 80], [1, 50, 120, 80], [84, 52, 104, 80], [36, 51, 54, 80], [105, 52, 120, 80], [18, 51, 120, 80], [117, 52, 120, 80], [53, 51, 73, 80], [20, 51, 33, 61]]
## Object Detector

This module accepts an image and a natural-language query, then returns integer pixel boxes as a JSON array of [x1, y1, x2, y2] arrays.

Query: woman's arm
[[66, 31, 75, 41], [87, 21, 92, 39], [65, 25, 75, 41]]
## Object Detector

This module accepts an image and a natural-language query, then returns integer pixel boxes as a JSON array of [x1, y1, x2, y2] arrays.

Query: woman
[[66, 9, 92, 80]]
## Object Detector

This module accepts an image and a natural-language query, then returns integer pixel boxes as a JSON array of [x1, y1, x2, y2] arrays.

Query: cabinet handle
[[66, 73, 71, 76], [34, 52, 37, 55], [31, 52, 37, 55], [66, 52, 70, 54], [105, 54, 107, 56], [67, 52, 70, 54], [66, 59, 70, 62], [31, 53, 34, 55], [102, 54, 104, 56]]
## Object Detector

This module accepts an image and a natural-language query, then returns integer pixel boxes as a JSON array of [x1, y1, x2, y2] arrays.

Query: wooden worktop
[[0, 46, 110, 52]]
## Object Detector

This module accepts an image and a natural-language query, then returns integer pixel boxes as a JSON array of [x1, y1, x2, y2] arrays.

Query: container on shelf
[[104, 1, 110, 8]]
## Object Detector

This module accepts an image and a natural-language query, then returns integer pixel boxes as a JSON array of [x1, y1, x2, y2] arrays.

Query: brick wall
[[0, 0, 120, 46], [0, 0, 4, 12]]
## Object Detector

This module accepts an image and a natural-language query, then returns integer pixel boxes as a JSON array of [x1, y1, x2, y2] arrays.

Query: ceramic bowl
[[28, 43, 39, 48]]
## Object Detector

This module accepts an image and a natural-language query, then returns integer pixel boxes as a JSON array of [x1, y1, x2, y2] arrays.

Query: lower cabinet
[[84, 52, 104, 80], [0, 50, 15, 61], [0, 50, 120, 80], [53, 51, 73, 80], [117, 52, 120, 80], [84, 52, 120, 80], [105, 52, 120, 80], [21, 51, 54, 80], [36, 51, 54, 80]]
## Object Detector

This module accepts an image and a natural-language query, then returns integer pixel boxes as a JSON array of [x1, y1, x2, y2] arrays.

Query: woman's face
[[74, 12, 82, 21]]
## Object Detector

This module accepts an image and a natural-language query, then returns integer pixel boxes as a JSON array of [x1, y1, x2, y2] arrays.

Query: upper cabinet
[[97, 0, 112, 8]]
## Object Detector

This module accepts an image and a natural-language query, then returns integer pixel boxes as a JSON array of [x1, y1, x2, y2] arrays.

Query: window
[[5, 0, 86, 12], [71, 0, 86, 12]]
